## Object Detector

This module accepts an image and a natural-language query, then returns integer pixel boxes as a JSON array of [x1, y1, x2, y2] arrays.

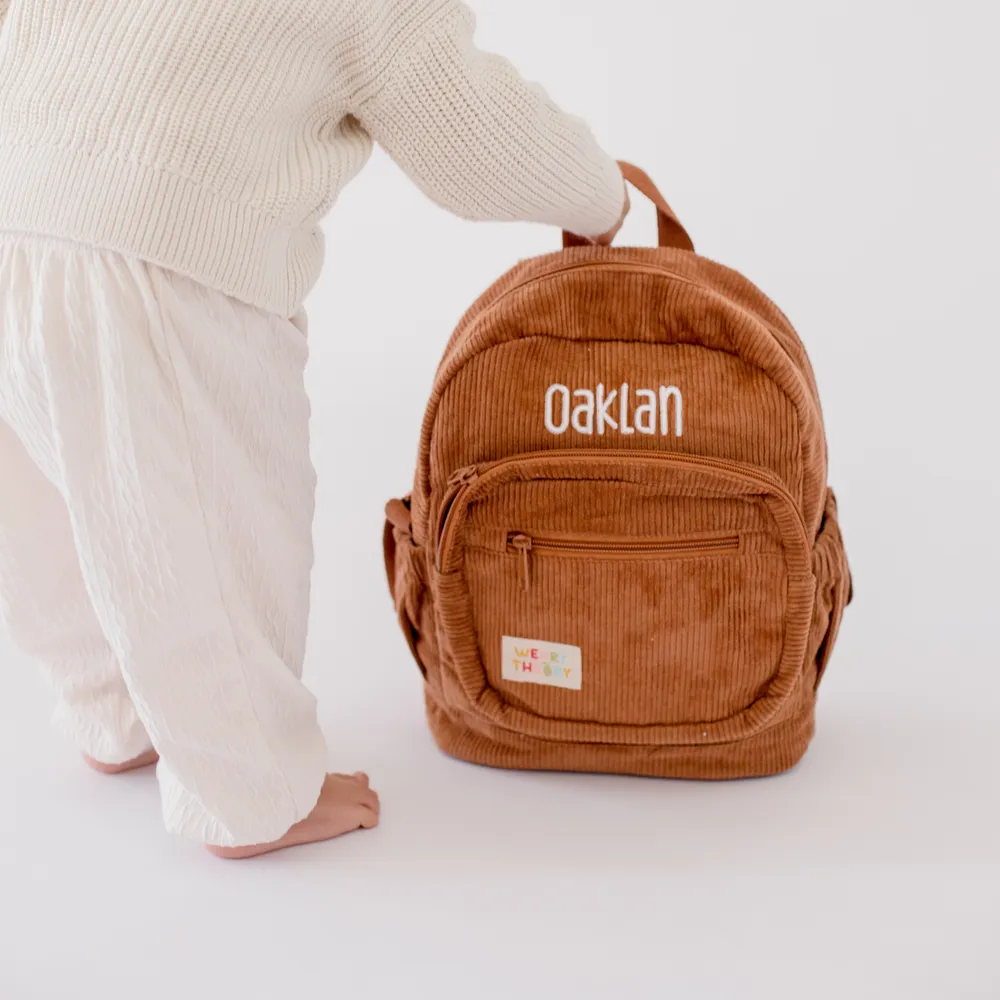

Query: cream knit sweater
[[0, 0, 625, 317]]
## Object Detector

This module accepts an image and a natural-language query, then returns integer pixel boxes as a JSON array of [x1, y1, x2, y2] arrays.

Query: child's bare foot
[[206, 772, 380, 859], [82, 749, 160, 774]]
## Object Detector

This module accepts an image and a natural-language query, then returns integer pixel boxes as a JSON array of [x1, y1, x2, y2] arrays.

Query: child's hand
[[593, 182, 631, 246]]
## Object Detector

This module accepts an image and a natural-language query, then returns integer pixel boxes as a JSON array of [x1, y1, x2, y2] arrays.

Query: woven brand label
[[502, 636, 582, 690]]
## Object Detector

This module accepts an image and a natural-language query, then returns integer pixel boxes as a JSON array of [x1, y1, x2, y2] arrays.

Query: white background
[[1, 1, 998, 997]]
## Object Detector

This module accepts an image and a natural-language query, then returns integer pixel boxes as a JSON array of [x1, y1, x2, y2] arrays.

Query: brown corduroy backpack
[[384, 163, 851, 780]]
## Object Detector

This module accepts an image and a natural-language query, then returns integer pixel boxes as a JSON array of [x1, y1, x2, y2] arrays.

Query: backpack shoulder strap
[[564, 161, 694, 252]]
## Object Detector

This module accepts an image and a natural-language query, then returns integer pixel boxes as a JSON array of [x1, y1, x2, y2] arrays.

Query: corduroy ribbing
[[384, 237, 852, 781]]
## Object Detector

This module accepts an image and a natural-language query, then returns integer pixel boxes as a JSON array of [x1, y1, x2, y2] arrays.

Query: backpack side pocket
[[810, 488, 852, 688], [384, 496, 429, 679]]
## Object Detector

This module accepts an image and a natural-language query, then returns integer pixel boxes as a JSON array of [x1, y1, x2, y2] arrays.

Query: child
[[0, 0, 627, 858]]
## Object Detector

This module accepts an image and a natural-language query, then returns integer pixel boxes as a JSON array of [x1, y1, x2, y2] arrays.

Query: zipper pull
[[435, 466, 480, 572], [447, 465, 479, 488], [509, 534, 533, 592]]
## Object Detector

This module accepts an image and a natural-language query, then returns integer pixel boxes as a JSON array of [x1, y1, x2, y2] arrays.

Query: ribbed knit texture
[[0, 0, 625, 317], [384, 242, 851, 780]]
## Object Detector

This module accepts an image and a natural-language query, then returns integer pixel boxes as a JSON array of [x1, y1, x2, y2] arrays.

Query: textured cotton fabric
[[0, 0, 625, 317], [0, 236, 327, 847]]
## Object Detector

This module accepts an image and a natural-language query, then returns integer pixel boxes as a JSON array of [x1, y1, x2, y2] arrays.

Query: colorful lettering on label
[[511, 656, 572, 680], [503, 637, 582, 690]]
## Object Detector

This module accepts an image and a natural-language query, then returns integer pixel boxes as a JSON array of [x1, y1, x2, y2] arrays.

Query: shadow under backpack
[[384, 162, 851, 780]]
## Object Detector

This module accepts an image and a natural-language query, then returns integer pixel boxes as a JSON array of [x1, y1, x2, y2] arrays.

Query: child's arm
[[352, 1, 626, 242]]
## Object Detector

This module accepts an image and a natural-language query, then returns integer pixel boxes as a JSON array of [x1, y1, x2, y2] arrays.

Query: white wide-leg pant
[[0, 235, 328, 846]]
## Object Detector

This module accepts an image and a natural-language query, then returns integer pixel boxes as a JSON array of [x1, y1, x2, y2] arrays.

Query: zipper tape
[[436, 449, 807, 573]]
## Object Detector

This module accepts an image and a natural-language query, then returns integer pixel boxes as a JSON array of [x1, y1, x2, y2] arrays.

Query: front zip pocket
[[432, 450, 814, 746], [506, 532, 741, 591]]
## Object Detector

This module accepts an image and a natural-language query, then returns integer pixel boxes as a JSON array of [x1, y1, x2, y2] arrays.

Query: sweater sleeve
[[353, 2, 625, 239]]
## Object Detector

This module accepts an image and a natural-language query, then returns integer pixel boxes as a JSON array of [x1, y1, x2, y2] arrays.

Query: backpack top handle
[[563, 160, 694, 252]]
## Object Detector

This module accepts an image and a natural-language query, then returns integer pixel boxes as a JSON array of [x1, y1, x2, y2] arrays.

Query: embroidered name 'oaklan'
[[544, 383, 683, 437]]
